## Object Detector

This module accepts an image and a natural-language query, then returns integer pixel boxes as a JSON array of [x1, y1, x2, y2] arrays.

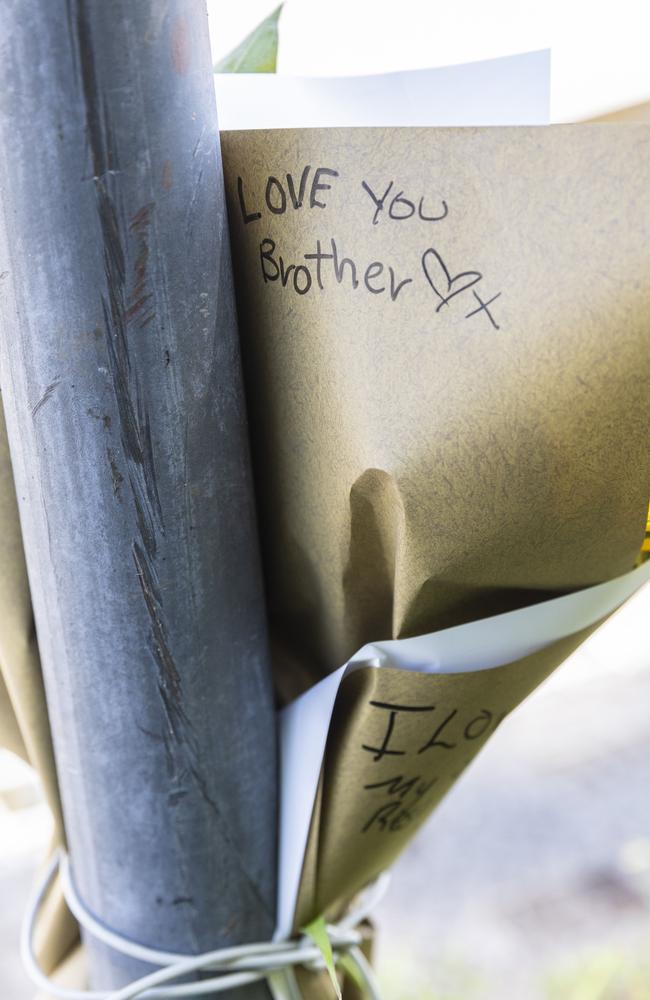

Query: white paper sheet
[[215, 50, 550, 130], [276, 559, 650, 937]]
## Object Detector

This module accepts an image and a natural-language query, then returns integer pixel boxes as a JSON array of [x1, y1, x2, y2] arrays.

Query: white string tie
[[21, 850, 389, 1000]]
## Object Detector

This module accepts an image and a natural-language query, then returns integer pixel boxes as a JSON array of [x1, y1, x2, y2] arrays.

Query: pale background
[[207, 0, 650, 121]]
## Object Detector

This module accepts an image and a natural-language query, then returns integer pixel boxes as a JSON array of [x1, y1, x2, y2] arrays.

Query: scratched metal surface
[[0, 1, 276, 994]]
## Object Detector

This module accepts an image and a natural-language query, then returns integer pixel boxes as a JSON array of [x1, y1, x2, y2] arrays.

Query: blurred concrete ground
[[2, 583, 650, 999]]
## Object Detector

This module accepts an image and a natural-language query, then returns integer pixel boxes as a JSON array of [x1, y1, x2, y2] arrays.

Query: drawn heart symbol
[[421, 247, 482, 312]]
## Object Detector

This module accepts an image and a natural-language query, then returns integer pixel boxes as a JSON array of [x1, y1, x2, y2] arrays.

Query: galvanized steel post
[[0, 1, 276, 994]]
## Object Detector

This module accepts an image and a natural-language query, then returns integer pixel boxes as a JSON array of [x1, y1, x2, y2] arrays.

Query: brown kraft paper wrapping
[[293, 623, 600, 929], [220, 125, 650, 701]]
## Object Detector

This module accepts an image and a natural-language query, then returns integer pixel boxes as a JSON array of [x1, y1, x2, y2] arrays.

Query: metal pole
[[0, 1, 276, 994]]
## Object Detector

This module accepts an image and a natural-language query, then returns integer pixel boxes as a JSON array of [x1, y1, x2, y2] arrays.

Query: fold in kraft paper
[[221, 125, 650, 702]]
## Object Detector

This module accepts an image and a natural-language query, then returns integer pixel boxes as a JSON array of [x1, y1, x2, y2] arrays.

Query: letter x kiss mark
[[421, 247, 482, 311]]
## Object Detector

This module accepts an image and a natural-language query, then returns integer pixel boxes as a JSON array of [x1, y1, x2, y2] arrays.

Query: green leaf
[[338, 952, 366, 992], [214, 4, 283, 74], [302, 914, 342, 1000]]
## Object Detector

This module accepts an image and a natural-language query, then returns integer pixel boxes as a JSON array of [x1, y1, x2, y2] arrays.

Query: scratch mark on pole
[[32, 377, 62, 417]]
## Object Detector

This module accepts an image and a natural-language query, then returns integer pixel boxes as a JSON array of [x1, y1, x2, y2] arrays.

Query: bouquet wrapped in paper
[[220, 118, 650, 937]]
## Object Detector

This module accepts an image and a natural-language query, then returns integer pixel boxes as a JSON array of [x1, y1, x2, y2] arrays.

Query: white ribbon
[[21, 849, 388, 1000]]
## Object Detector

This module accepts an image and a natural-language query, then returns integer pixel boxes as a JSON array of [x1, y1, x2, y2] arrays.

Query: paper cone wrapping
[[272, 559, 650, 934], [294, 624, 598, 926], [221, 125, 650, 700], [220, 124, 650, 928]]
